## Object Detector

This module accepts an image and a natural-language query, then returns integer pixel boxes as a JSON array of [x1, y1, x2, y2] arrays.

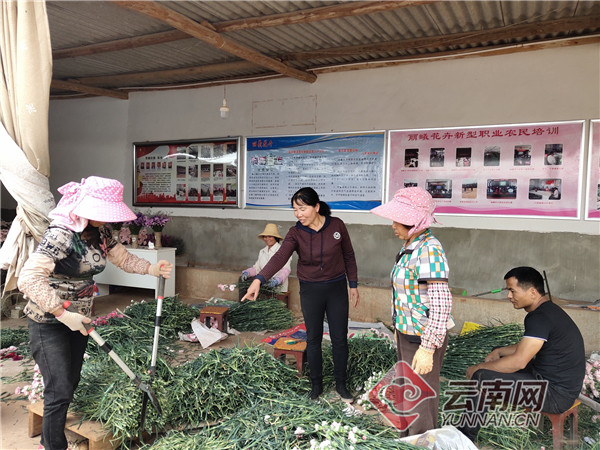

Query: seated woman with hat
[[239, 223, 292, 299]]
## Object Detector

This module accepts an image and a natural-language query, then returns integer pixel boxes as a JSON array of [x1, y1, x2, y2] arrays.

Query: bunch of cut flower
[[90, 296, 197, 346], [143, 212, 170, 232], [1, 328, 31, 360], [142, 393, 420, 450], [582, 354, 600, 401], [0, 345, 23, 361], [356, 370, 385, 410], [92, 309, 124, 326], [441, 322, 523, 380], [14, 364, 45, 403], [123, 211, 146, 235], [237, 278, 281, 299], [217, 283, 236, 292], [228, 297, 295, 332], [316, 333, 396, 392]]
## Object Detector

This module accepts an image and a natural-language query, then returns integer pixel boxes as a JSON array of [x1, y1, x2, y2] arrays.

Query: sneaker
[[336, 383, 354, 403], [309, 383, 323, 400]]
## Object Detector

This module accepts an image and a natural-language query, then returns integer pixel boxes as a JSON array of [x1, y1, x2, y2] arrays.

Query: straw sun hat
[[258, 223, 283, 240]]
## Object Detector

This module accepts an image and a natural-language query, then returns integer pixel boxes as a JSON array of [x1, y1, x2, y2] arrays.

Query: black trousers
[[28, 319, 89, 450], [459, 367, 578, 438], [300, 278, 349, 384]]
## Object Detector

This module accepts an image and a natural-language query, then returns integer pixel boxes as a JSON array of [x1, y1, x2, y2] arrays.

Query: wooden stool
[[273, 337, 307, 374], [199, 306, 229, 332], [28, 402, 117, 450], [537, 400, 580, 449]]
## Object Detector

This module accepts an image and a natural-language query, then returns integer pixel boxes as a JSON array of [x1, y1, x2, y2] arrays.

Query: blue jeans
[[300, 278, 349, 384], [28, 319, 89, 450]]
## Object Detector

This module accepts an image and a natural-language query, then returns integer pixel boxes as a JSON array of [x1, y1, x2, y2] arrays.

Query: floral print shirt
[[19, 224, 150, 323]]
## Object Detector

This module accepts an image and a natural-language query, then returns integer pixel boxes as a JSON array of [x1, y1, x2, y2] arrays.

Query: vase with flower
[[146, 213, 170, 248], [123, 212, 144, 248], [110, 222, 123, 243]]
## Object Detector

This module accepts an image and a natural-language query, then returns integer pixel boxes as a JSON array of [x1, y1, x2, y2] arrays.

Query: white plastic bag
[[398, 425, 478, 450], [191, 318, 228, 349]]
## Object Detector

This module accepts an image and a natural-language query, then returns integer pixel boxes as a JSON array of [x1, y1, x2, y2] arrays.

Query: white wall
[[49, 43, 600, 235]]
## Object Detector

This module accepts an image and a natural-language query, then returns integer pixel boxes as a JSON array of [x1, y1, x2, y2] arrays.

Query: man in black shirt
[[461, 266, 585, 439]]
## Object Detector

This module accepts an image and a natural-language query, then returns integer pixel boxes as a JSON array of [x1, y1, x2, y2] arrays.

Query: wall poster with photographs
[[586, 119, 600, 220], [388, 121, 584, 218], [245, 132, 385, 210], [133, 137, 240, 206]]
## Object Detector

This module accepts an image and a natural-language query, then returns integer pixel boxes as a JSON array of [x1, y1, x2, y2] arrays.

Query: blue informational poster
[[246, 132, 385, 210]]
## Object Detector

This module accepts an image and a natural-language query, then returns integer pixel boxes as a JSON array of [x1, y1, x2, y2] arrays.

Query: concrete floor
[[0, 287, 276, 450]]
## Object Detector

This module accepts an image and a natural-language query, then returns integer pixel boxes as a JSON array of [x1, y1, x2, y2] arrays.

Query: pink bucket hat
[[371, 187, 438, 236], [49, 176, 136, 232]]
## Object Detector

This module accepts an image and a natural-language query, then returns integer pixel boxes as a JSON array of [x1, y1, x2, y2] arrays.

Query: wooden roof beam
[[52, 29, 189, 60], [282, 14, 600, 60], [50, 80, 128, 99], [74, 61, 258, 87], [215, 1, 436, 32], [112, 0, 316, 83], [53, 1, 434, 60]]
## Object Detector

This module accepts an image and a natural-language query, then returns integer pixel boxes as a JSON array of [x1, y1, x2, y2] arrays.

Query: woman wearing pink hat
[[371, 187, 454, 436], [18, 176, 172, 450]]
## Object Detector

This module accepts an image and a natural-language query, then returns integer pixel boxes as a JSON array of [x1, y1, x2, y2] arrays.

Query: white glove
[[148, 260, 173, 278], [56, 309, 90, 336]]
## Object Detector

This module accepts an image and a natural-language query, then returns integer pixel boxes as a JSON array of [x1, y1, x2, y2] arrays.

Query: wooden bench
[[28, 402, 117, 450], [273, 338, 307, 374]]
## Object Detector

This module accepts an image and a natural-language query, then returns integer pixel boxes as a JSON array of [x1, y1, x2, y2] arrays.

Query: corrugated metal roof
[[45, 1, 600, 98]]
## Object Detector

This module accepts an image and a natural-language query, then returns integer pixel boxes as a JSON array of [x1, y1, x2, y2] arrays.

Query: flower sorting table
[[93, 247, 175, 298]]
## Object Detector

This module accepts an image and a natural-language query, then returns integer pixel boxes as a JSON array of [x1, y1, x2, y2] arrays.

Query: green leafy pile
[[73, 342, 309, 445], [441, 322, 523, 379], [0, 326, 29, 349], [142, 393, 420, 450], [228, 298, 295, 331], [316, 335, 396, 392]]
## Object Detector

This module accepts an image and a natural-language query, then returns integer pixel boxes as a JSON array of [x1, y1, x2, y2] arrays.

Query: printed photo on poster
[[544, 144, 563, 165], [514, 145, 531, 166], [529, 179, 562, 201], [388, 121, 584, 217], [462, 179, 477, 199], [426, 179, 452, 198], [456, 148, 471, 167], [405, 149, 419, 168], [430, 148, 445, 167], [133, 137, 240, 207], [487, 179, 517, 199]]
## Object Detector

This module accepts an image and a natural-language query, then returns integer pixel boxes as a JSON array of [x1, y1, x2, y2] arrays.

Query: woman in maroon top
[[243, 187, 359, 402]]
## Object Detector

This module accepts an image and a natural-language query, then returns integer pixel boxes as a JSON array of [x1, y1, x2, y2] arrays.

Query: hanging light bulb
[[219, 85, 229, 119]]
